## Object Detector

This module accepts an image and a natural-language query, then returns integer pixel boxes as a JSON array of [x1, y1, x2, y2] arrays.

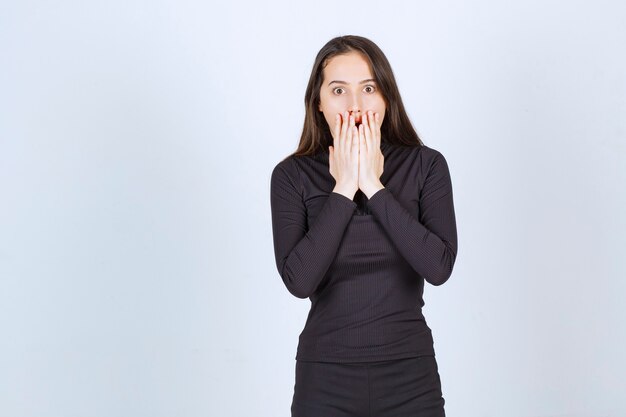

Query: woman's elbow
[[279, 264, 313, 299], [286, 285, 311, 299], [427, 268, 453, 286], [425, 248, 457, 286]]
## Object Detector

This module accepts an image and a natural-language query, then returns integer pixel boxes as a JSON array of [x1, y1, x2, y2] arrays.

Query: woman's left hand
[[358, 111, 385, 198]]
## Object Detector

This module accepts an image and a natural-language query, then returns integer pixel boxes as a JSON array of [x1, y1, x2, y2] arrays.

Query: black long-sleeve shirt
[[270, 142, 458, 363]]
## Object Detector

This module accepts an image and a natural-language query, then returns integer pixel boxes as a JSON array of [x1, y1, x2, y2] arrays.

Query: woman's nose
[[349, 104, 362, 117], [349, 95, 362, 115]]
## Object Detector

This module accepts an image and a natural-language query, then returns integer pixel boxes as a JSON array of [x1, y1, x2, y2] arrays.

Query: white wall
[[1, 1, 625, 416]]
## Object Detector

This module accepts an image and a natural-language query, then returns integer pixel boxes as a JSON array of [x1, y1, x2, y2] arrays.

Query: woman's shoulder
[[384, 143, 451, 181], [271, 154, 297, 181], [270, 152, 314, 185], [272, 151, 312, 170], [270, 155, 301, 197], [272, 149, 327, 176], [413, 144, 453, 180], [418, 143, 447, 162], [386, 142, 446, 162]]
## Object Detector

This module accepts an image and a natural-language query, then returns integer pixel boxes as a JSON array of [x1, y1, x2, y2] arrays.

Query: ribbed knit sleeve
[[270, 159, 357, 299], [366, 151, 458, 286]]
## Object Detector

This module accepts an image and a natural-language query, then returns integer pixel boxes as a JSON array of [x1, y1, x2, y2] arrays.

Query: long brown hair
[[290, 35, 423, 157]]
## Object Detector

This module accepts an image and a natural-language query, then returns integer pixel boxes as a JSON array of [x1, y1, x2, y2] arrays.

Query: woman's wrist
[[361, 181, 385, 199], [333, 184, 358, 200]]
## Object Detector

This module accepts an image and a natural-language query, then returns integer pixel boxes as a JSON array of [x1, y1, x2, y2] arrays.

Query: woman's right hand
[[329, 111, 359, 200]]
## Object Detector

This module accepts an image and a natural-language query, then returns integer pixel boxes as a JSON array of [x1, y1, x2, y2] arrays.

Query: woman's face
[[318, 51, 386, 133]]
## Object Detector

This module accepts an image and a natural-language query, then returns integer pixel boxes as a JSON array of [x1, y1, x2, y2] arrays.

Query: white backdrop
[[1, 1, 625, 416]]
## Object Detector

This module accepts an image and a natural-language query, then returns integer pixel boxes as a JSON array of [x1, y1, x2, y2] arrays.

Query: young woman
[[270, 35, 458, 417]]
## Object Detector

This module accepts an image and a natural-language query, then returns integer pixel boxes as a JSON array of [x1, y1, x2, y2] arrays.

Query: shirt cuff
[[366, 187, 389, 207], [330, 191, 358, 209]]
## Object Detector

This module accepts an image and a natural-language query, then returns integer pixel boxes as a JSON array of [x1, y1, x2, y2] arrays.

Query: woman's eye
[[333, 87, 344, 95], [364, 85, 376, 93]]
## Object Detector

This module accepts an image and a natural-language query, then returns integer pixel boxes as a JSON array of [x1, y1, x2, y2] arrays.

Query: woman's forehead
[[323, 52, 374, 81]]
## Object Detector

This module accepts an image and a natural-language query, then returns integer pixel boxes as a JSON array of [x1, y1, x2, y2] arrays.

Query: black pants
[[291, 355, 445, 417]]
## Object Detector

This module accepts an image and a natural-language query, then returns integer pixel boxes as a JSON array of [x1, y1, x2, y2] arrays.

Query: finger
[[342, 111, 350, 145], [374, 112, 381, 146], [333, 114, 340, 146], [346, 114, 354, 152], [350, 113, 358, 147], [363, 111, 373, 151], [341, 111, 351, 153], [358, 123, 366, 156]]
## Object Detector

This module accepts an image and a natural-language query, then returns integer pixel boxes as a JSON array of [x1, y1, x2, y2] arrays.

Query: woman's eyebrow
[[327, 78, 376, 86]]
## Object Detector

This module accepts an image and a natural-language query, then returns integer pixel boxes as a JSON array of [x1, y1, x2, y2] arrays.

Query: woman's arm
[[270, 160, 357, 298], [366, 151, 458, 286]]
